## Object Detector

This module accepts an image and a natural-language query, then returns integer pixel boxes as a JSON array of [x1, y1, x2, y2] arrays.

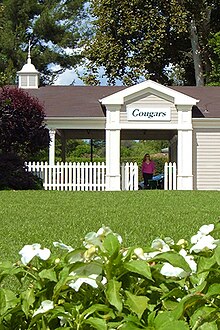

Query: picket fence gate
[[26, 161, 176, 191], [121, 162, 139, 191], [164, 162, 177, 190]]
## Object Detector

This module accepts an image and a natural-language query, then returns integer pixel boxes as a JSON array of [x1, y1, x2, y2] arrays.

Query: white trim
[[100, 80, 199, 106], [193, 118, 220, 128], [46, 117, 105, 130]]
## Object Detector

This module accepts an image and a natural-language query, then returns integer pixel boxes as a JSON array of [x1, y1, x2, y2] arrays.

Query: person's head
[[143, 153, 151, 162]]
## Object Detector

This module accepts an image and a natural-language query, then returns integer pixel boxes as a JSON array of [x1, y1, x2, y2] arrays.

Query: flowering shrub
[[0, 223, 220, 329]]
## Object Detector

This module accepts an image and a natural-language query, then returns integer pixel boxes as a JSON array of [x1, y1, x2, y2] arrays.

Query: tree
[[208, 31, 220, 85], [83, 0, 220, 86], [0, 87, 49, 157], [0, 0, 86, 85]]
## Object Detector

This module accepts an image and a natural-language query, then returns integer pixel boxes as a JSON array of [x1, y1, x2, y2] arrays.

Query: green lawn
[[0, 190, 219, 262]]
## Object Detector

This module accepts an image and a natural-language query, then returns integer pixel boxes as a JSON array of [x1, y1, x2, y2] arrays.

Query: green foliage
[[0, 223, 220, 329], [0, 87, 49, 157], [0, 0, 86, 85], [83, 0, 220, 85], [52, 138, 168, 167], [208, 32, 220, 85], [0, 153, 43, 190]]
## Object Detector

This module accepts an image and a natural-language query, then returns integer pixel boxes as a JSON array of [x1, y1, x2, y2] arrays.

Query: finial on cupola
[[17, 40, 40, 89], [27, 40, 32, 65]]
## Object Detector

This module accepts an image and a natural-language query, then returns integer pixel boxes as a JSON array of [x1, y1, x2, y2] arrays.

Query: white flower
[[58, 312, 70, 326], [160, 263, 188, 278], [144, 251, 161, 260], [33, 300, 54, 317], [179, 249, 197, 273], [53, 241, 74, 252], [68, 274, 98, 291], [151, 238, 170, 252], [161, 249, 197, 278], [199, 224, 214, 235], [133, 248, 146, 260], [135, 238, 171, 261], [190, 235, 217, 253], [190, 224, 218, 253], [19, 244, 51, 265], [133, 248, 161, 261], [191, 224, 214, 244], [83, 226, 122, 249]]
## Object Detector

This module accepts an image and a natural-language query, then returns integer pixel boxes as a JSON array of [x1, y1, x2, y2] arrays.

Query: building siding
[[193, 128, 220, 190]]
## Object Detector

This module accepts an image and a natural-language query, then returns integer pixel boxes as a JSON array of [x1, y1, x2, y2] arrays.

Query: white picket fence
[[164, 162, 177, 190], [26, 161, 106, 191], [26, 161, 176, 191], [121, 162, 139, 191]]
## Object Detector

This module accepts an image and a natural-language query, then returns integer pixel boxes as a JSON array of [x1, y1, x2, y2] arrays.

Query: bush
[[0, 223, 220, 329], [0, 153, 43, 190]]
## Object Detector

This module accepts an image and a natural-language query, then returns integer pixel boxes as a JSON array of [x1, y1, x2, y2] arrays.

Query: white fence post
[[164, 162, 177, 190]]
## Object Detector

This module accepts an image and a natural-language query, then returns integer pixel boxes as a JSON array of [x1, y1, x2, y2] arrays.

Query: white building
[[17, 58, 220, 191]]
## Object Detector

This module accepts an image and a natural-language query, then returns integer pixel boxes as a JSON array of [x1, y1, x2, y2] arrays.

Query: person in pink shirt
[[142, 153, 155, 189]]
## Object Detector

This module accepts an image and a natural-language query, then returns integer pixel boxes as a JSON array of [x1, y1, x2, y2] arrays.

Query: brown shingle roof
[[170, 86, 220, 118], [25, 85, 220, 118], [28, 86, 125, 117]]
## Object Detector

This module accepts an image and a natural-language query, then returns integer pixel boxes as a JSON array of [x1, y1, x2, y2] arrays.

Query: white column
[[105, 105, 121, 191], [177, 105, 193, 190], [106, 128, 121, 190], [49, 129, 56, 165]]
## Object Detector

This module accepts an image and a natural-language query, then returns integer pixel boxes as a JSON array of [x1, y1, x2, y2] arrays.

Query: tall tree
[[83, 0, 220, 86], [0, 0, 86, 85]]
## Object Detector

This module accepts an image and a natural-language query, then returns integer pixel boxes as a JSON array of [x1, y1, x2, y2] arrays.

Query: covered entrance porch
[[46, 80, 198, 191]]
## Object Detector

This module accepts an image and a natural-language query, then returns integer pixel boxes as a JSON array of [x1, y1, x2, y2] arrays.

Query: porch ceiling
[[57, 129, 177, 141], [121, 129, 177, 140]]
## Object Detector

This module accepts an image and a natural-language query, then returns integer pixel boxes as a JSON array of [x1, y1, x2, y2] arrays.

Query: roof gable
[[100, 80, 199, 106]]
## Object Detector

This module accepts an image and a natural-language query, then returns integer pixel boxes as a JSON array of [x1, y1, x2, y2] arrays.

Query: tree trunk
[[190, 19, 204, 86]]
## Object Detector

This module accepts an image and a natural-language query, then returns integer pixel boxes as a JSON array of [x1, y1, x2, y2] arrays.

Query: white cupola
[[17, 43, 39, 89]]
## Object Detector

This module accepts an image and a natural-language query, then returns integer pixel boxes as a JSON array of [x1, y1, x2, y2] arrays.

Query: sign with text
[[127, 106, 171, 121]]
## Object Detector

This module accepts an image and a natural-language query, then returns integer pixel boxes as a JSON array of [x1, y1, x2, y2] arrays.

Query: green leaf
[[151, 251, 191, 273], [85, 317, 107, 330], [119, 322, 144, 330], [214, 245, 220, 265], [206, 283, 220, 297], [39, 268, 57, 282], [190, 306, 216, 328], [170, 294, 203, 320], [0, 261, 22, 282], [0, 288, 18, 316], [158, 320, 189, 330], [106, 279, 123, 312], [154, 311, 175, 328], [82, 304, 112, 318], [162, 300, 179, 311], [162, 287, 184, 300], [124, 260, 153, 280], [103, 233, 120, 258], [154, 312, 189, 329], [66, 248, 84, 264], [197, 321, 218, 330], [21, 288, 35, 318], [53, 266, 70, 298], [197, 255, 216, 282], [125, 290, 149, 319], [0, 289, 7, 315]]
